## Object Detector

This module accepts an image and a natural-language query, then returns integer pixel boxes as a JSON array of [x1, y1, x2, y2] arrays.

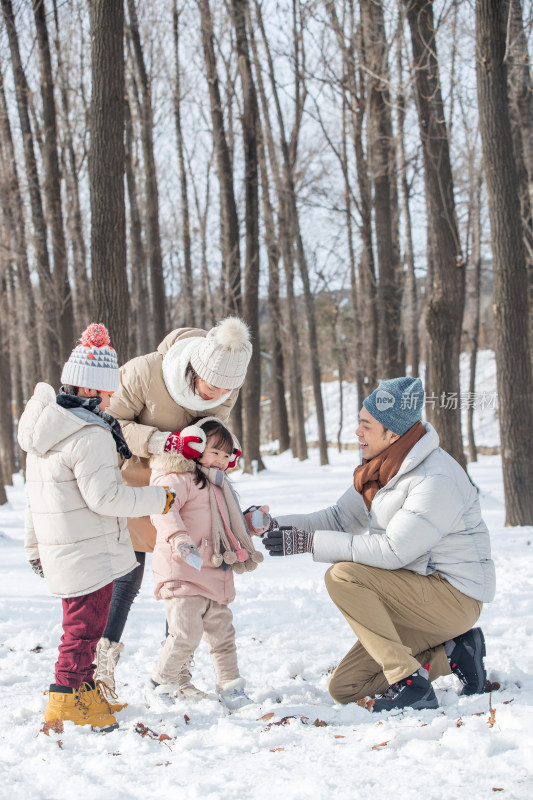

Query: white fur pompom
[[211, 317, 250, 350]]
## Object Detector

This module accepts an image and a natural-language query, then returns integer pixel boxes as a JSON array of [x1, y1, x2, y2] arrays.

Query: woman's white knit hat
[[60, 323, 120, 392], [190, 317, 252, 390]]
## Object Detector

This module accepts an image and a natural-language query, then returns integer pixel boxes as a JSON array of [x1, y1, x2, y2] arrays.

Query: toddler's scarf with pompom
[[201, 466, 263, 574]]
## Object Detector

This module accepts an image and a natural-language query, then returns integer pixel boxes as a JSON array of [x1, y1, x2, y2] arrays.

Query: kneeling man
[[263, 377, 495, 713]]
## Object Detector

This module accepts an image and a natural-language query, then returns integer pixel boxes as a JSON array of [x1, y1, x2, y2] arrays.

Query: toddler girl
[[147, 417, 263, 710]]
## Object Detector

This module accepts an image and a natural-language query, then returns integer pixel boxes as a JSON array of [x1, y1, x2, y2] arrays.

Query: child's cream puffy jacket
[[18, 382, 167, 598]]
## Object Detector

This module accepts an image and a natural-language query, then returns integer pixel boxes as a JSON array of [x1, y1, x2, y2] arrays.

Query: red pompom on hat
[[61, 323, 120, 392], [79, 323, 111, 349]]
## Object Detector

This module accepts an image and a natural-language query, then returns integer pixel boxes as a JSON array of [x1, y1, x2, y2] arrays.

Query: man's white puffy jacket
[[279, 423, 495, 603], [18, 383, 167, 598]]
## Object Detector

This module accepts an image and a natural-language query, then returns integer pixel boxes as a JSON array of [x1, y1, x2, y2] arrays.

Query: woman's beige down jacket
[[18, 382, 167, 598], [107, 328, 240, 552]]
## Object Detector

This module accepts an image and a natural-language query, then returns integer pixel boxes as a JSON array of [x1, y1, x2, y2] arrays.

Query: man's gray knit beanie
[[363, 376, 424, 435]]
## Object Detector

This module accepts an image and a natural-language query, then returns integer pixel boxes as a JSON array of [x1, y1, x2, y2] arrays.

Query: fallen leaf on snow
[[41, 719, 64, 736], [334, 735, 345, 739], [268, 715, 296, 728], [134, 722, 175, 747], [371, 740, 391, 750], [269, 747, 284, 752], [313, 719, 328, 727], [257, 713, 274, 721], [134, 722, 157, 738]]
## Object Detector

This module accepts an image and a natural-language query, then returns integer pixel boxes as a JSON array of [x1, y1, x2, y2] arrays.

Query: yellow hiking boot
[[44, 684, 118, 731], [86, 680, 128, 714]]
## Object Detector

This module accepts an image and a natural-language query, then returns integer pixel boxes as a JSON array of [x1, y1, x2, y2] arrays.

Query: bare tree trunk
[[0, 70, 40, 396], [197, 0, 241, 317], [252, 0, 307, 459], [360, 0, 403, 377], [33, 0, 74, 362], [257, 122, 290, 452], [255, 0, 325, 462], [1, 0, 61, 385], [52, 0, 91, 331], [507, 0, 533, 364], [0, 269, 14, 486], [230, 0, 264, 472], [126, 0, 166, 345], [190, 153, 215, 329], [125, 96, 150, 357], [325, 0, 378, 396], [396, 13, 419, 378], [285, 2, 328, 465], [342, 100, 364, 409], [404, 0, 465, 467], [88, 0, 129, 362], [476, 0, 533, 525], [467, 174, 483, 463], [172, 1, 194, 326], [507, 0, 533, 208]]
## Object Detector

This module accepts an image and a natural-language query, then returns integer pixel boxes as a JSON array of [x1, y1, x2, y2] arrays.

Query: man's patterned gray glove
[[30, 558, 44, 578], [263, 526, 314, 556]]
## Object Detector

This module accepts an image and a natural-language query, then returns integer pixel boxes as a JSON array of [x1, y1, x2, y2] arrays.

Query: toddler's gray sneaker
[[218, 677, 253, 710], [145, 679, 179, 708]]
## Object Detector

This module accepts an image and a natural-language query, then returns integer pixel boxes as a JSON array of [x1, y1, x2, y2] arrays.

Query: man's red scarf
[[353, 421, 426, 510]]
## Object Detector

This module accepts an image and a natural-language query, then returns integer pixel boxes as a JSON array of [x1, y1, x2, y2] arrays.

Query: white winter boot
[[218, 677, 253, 710], [94, 638, 124, 692]]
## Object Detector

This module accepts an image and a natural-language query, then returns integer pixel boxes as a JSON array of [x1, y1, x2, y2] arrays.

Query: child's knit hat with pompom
[[60, 323, 120, 392]]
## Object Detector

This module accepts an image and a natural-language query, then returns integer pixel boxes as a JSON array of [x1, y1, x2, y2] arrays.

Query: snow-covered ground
[[1, 447, 532, 800]]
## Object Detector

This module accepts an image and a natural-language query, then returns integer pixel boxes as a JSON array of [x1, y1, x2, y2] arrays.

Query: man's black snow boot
[[449, 627, 487, 695], [371, 667, 438, 713]]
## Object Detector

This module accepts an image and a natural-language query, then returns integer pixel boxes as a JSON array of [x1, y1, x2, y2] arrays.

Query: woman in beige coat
[[95, 317, 252, 689]]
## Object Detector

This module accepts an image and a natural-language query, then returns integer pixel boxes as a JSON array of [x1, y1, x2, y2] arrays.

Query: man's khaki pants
[[152, 595, 239, 689], [325, 563, 482, 703]]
